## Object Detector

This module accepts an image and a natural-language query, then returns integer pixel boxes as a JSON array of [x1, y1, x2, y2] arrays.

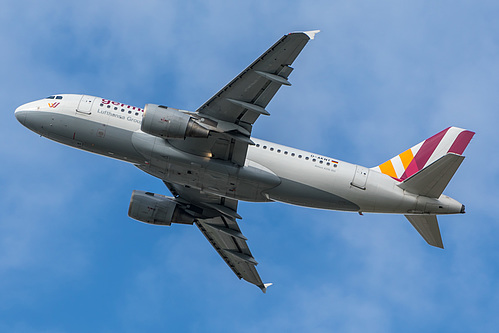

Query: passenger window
[[263, 146, 267, 149], [256, 144, 260, 147], [291, 153, 295, 157], [270, 148, 274, 151], [298, 155, 302, 158], [277, 149, 281, 153], [284, 151, 288, 155]]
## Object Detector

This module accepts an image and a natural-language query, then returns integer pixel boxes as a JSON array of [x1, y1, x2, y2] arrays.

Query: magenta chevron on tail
[[372, 127, 475, 181]]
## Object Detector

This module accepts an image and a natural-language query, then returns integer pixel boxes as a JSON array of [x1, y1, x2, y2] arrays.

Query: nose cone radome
[[15, 105, 28, 125], [15, 100, 41, 127]]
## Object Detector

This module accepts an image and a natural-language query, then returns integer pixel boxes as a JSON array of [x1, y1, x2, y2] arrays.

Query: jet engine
[[128, 190, 195, 226], [141, 104, 209, 139]]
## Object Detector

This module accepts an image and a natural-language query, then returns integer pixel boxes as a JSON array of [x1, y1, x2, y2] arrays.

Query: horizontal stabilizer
[[398, 153, 464, 198], [405, 215, 444, 248]]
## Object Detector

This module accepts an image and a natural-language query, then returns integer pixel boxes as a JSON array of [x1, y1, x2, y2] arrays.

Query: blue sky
[[2, 1, 499, 332]]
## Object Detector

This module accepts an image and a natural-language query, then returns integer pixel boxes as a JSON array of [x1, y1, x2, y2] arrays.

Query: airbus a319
[[15, 31, 474, 292]]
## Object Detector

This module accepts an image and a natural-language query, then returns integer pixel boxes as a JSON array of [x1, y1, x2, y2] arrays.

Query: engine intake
[[141, 104, 209, 139], [128, 190, 195, 226]]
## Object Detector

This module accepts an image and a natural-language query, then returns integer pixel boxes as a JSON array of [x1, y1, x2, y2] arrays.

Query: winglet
[[290, 30, 320, 40], [303, 30, 320, 40], [261, 283, 273, 294]]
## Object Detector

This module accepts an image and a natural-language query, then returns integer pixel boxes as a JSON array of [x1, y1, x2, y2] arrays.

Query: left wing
[[169, 30, 319, 165], [165, 182, 272, 293]]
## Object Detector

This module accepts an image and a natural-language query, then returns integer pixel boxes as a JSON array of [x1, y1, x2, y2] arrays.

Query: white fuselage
[[15, 94, 463, 215]]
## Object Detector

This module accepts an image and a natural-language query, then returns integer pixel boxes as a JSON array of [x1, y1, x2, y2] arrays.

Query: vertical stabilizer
[[405, 215, 444, 248], [372, 127, 475, 181]]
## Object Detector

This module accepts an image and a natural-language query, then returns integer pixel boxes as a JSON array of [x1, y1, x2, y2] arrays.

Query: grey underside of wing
[[164, 182, 266, 289], [196, 32, 311, 125], [170, 32, 313, 166]]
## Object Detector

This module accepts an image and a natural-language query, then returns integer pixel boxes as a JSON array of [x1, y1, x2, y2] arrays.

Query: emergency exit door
[[77, 95, 95, 114], [351, 165, 369, 190]]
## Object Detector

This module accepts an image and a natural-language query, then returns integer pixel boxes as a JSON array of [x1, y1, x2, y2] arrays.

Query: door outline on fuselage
[[76, 95, 95, 115], [351, 165, 369, 190]]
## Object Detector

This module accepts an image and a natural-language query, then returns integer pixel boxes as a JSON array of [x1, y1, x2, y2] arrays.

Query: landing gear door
[[351, 165, 369, 190], [77, 95, 95, 115]]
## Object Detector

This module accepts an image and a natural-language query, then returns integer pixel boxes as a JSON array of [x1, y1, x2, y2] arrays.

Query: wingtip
[[289, 30, 321, 40], [261, 283, 273, 294], [303, 30, 321, 40]]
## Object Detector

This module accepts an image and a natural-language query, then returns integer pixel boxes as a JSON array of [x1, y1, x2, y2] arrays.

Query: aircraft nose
[[15, 100, 41, 127], [15, 104, 28, 125]]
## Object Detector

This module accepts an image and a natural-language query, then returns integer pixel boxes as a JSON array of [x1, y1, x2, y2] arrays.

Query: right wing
[[165, 182, 272, 293]]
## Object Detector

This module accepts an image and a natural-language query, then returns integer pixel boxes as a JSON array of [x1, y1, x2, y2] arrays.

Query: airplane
[[15, 30, 474, 292]]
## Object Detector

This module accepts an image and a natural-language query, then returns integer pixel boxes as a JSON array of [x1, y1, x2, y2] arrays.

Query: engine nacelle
[[128, 190, 195, 226], [141, 104, 209, 139]]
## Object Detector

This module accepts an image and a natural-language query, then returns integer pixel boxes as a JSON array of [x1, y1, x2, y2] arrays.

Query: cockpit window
[[55, 96, 63, 100], [46, 96, 55, 99]]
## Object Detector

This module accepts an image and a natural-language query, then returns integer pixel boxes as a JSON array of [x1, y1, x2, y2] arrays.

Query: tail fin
[[376, 127, 475, 249], [372, 127, 475, 182]]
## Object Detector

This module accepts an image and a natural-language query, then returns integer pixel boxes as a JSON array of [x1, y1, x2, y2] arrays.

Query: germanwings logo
[[48, 102, 60, 108]]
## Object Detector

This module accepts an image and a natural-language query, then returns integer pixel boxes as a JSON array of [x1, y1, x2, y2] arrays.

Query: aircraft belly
[[266, 177, 360, 210], [248, 152, 362, 210], [132, 132, 280, 201], [360, 171, 420, 214], [249, 149, 420, 214], [22, 111, 73, 143]]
